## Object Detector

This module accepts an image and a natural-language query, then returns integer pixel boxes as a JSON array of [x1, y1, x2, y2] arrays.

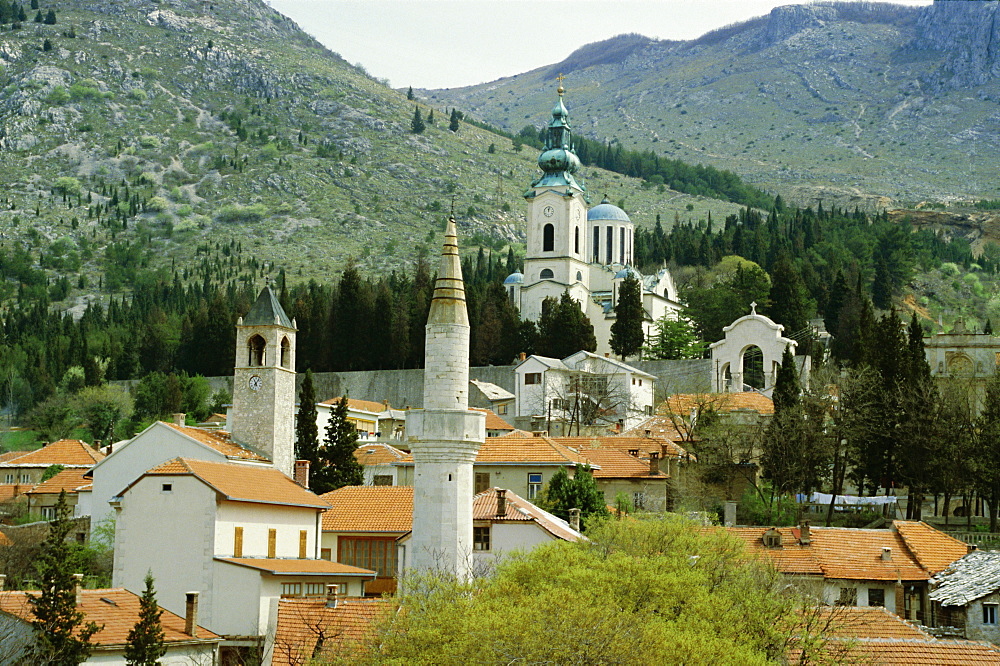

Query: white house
[[315, 397, 393, 440], [513, 350, 655, 433], [86, 418, 271, 538], [354, 442, 407, 486], [112, 457, 375, 663]]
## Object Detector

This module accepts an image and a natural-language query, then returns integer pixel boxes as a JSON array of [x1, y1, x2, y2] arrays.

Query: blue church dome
[[587, 197, 631, 223], [503, 271, 524, 285], [614, 267, 641, 280]]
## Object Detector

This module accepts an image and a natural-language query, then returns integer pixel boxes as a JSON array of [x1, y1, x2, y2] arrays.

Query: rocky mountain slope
[[0, 0, 746, 298], [424, 1, 1000, 209]]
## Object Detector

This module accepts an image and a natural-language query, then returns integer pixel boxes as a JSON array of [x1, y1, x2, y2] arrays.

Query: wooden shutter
[[268, 528, 277, 558], [299, 530, 308, 559], [234, 526, 244, 558]]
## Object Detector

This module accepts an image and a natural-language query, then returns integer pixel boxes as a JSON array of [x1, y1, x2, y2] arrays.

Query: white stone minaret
[[230, 285, 297, 477], [407, 217, 486, 578]]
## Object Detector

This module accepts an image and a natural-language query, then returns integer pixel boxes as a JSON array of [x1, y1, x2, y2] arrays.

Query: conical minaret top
[[427, 216, 468, 327]]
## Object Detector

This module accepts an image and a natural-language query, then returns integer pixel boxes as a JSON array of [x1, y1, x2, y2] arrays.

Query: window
[[268, 528, 277, 558], [542, 223, 554, 252], [339, 537, 397, 578], [234, 526, 244, 558], [524, 373, 541, 385], [574, 227, 579, 254], [19, 474, 29, 484], [606, 226, 613, 264], [304, 583, 326, 596], [41, 506, 56, 521], [280, 337, 291, 368], [475, 472, 491, 494], [299, 530, 308, 559], [576, 271, 582, 281], [868, 588, 885, 607], [4, 474, 13, 484], [633, 492, 645, 510], [373, 475, 393, 486], [161, 483, 172, 493], [540, 268, 554, 279], [645, 405, 653, 416], [837, 588, 858, 606], [593, 226, 600, 262], [248, 334, 266, 366], [497, 403, 508, 415], [762, 529, 781, 548], [528, 473, 542, 500], [281, 582, 302, 597], [985, 603, 998, 625], [473, 526, 491, 551], [320, 548, 332, 561]]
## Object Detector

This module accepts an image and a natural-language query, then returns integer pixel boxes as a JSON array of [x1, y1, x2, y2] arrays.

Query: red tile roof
[[25, 468, 91, 495], [470, 407, 515, 431], [0, 531, 11, 546], [353, 443, 406, 467], [473, 488, 582, 542], [140, 458, 329, 509], [661, 392, 775, 415], [573, 447, 667, 479], [893, 520, 968, 576], [556, 434, 690, 460], [216, 558, 376, 577], [0, 439, 103, 467], [162, 422, 270, 462], [0, 484, 28, 502], [813, 606, 932, 640], [792, 639, 1000, 665], [319, 397, 387, 414], [320, 486, 413, 533], [272, 598, 390, 666], [0, 588, 219, 646]]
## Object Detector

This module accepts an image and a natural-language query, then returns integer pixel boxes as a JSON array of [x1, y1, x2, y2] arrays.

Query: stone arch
[[540, 268, 554, 279], [248, 334, 266, 366], [709, 308, 802, 393], [742, 344, 765, 390], [280, 336, 291, 369], [542, 223, 554, 252], [947, 353, 974, 377]]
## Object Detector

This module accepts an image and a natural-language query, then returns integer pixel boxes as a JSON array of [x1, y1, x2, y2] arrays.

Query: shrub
[[53, 176, 81, 196], [146, 196, 169, 212], [214, 203, 267, 224], [258, 143, 279, 160], [138, 135, 161, 149], [46, 86, 69, 104], [175, 204, 193, 217], [127, 88, 147, 101], [69, 81, 101, 100]]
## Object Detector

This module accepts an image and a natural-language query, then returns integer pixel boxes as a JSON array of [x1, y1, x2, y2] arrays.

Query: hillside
[[0, 0, 749, 307], [423, 1, 1000, 209]]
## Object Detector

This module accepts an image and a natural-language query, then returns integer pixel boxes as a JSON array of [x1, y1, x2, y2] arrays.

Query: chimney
[[92, 439, 101, 451], [519, 352, 526, 361], [604, 352, 610, 358], [644, 429, 652, 437], [294, 460, 310, 489], [383, 399, 390, 409], [648, 451, 660, 476], [881, 547, 892, 561], [628, 449, 639, 457], [326, 584, 341, 608], [173, 413, 186, 427], [568, 508, 581, 532], [73, 573, 84, 606], [799, 520, 811, 545], [969, 543, 979, 553], [185, 591, 199, 636], [496, 489, 507, 518]]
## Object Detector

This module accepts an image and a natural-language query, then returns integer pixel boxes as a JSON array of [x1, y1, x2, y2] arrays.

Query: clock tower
[[231, 285, 297, 476]]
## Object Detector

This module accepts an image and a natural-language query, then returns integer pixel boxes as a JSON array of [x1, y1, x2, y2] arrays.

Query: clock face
[[542, 205, 555, 217], [249, 375, 263, 392]]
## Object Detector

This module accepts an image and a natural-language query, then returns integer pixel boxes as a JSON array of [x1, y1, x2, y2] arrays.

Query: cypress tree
[[313, 393, 363, 493], [410, 106, 425, 134], [43, 7, 54, 23], [406, 86, 414, 100], [294, 369, 318, 462], [609, 274, 644, 359], [124, 573, 166, 666], [772, 346, 800, 414], [449, 108, 460, 132]]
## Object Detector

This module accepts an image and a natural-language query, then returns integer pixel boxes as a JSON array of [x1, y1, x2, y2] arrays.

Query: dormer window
[[763, 528, 782, 548]]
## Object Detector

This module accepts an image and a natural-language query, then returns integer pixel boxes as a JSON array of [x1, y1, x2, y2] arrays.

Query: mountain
[[0, 0, 755, 304], [423, 1, 1000, 209]]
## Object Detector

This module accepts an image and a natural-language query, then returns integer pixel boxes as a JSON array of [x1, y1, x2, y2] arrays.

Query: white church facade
[[505, 87, 682, 357]]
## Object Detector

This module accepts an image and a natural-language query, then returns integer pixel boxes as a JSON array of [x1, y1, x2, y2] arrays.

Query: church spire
[[531, 74, 585, 193]]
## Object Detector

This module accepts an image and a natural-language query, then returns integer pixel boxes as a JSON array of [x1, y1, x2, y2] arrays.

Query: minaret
[[230, 285, 297, 477], [407, 217, 486, 578]]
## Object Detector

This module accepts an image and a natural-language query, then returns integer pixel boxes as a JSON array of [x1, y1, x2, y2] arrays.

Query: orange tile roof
[[622, 415, 684, 440], [141, 458, 329, 509], [473, 488, 582, 542], [893, 520, 968, 576], [353, 443, 406, 467], [728, 527, 824, 576], [0, 484, 28, 502], [216, 558, 376, 577], [573, 447, 667, 479], [162, 422, 270, 462], [0, 450, 26, 463], [660, 392, 774, 416], [472, 436, 591, 466], [792, 639, 1000, 665], [0, 588, 219, 645], [320, 486, 413, 533], [470, 407, 514, 431], [554, 435, 690, 460], [319, 397, 387, 414], [272, 598, 390, 666], [25, 468, 91, 495], [813, 606, 932, 640], [0, 531, 11, 546], [0, 439, 104, 467]]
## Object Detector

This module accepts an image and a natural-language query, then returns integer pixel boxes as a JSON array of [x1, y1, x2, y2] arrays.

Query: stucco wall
[[215, 502, 319, 559], [963, 590, 1000, 643]]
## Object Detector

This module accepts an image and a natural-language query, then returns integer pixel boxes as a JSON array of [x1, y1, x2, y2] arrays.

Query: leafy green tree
[[29, 491, 101, 664], [40, 464, 65, 482], [124, 572, 166, 666], [540, 466, 608, 529], [683, 256, 771, 343], [313, 394, 363, 493], [448, 108, 460, 132], [535, 291, 597, 359], [295, 369, 319, 461], [74, 384, 133, 443], [976, 372, 1000, 531], [427, 109, 434, 125], [645, 315, 705, 360], [410, 106, 425, 134], [609, 274, 644, 359]]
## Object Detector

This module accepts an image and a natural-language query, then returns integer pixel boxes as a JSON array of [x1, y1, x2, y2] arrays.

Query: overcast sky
[[266, 0, 933, 89]]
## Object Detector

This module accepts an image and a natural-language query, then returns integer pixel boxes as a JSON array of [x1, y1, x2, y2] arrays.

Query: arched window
[[574, 227, 579, 254], [741, 345, 765, 390], [542, 224, 554, 252], [576, 271, 583, 282], [593, 226, 600, 262], [540, 268, 554, 279], [280, 337, 291, 369], [248, 335, 266, 367]]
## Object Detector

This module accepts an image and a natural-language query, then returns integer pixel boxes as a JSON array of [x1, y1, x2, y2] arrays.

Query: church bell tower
[[230, 285, 297, 477]]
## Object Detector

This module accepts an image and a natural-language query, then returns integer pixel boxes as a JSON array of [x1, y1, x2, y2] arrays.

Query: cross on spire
[[556, 72, 566, 96]]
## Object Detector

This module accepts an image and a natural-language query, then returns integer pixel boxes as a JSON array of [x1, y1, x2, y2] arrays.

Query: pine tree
[[124, 572, 166, 666], [406, 86, 414, 101], [410, 106, 425, 134], [29, 490, 101, 664], [540, 466, 608, 529], [449, 108, 460, 132], [427, 109, 434, 125], [313, 393, 363, 493], [536, 291, 597, 359], [609, 274, 644, 359], [772, 346, 800, 414], [33, 8, 41, 21], [294, 369, 318, 462], [43, 7, 54, 23]]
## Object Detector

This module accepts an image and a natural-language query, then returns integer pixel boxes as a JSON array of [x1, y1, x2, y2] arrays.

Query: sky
[[265, 0, 934, 90]]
